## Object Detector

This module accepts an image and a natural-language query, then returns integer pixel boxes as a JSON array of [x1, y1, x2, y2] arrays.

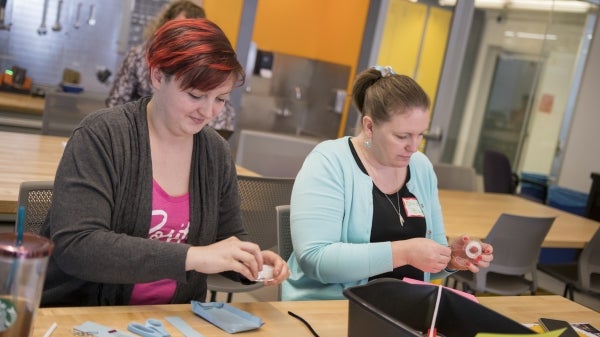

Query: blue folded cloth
[[191, 301, 264, 333]]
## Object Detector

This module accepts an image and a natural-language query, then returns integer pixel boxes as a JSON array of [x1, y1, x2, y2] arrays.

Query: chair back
[[276, 205, 292, 260], [483, 150, 517, 194], [235, 129, 319, 178], [237, 175, 295, 250], [579, 226, 600, 290], [486, 213, 554, 273], [473, 213, 554, 292], [16, 181, 54, 234], [433, 163, 478, 192], [275, 204, 291, 301]]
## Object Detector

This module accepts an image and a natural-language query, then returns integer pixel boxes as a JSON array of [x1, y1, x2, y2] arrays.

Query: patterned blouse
[[106, 44, 236, 132]]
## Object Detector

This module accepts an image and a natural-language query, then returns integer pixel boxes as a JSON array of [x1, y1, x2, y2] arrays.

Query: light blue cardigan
[[282, 137, 452, 300]]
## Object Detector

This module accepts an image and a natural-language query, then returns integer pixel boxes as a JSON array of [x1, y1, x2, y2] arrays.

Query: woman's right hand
[[391, 238, 452, 273], [185, 236, 264, 281]]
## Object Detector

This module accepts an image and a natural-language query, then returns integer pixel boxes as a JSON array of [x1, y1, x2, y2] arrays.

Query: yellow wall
[[377, 2, 427, 78], [203, 0, 244, 47], [252, 0, 369, 137], [377, 2, 451, 112], [252, 0, 368, 67], [417, 7, 451, 112]]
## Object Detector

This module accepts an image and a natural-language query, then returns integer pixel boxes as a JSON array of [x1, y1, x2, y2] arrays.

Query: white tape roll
[[255, 265, 274, 281], [465, 241, 483, 259]]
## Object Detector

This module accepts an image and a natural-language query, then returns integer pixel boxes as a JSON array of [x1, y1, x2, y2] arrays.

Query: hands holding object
[[185, 236, 289, 286], [448, 235, 494, 272]]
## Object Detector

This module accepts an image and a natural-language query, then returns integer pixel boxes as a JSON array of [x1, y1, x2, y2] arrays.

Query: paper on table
[[476, 328, 566, 337], [402, 277, 479, 302], [528, 323, 597, 337]]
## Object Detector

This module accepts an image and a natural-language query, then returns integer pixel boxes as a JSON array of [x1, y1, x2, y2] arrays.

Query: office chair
[[276, 204, 292, 300], [276, 205, 292, 261], [449, 213, 555, 295], [16, 181, 54, 234], [433, 163, 478, 192], [207, 175, 295, 302], [483, 150, 519, 194], [235, 129, 319, 178], [537, 227, 600, 300], [483, 150, 548, 204]]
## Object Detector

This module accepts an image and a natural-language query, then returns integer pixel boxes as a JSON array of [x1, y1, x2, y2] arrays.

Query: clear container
[[0, 232, 54, 337]]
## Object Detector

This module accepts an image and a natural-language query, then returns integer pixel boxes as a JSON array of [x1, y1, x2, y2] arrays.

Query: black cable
[[288, 311, 320, 337]]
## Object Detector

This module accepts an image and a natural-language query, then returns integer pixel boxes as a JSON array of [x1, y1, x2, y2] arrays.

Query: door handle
[[423, 126, 442, 141]]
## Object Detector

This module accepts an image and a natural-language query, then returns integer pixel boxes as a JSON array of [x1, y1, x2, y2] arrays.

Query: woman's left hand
[[259, 250, 290, 286], [447, 235, 494, 273]]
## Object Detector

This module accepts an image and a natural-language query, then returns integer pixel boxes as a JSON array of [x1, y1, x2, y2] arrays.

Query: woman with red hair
[[40, 18, 289, 307]]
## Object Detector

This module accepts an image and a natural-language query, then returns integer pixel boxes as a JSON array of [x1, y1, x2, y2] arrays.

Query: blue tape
[[73, 321, 133, 337], [165, 316, 204, 337]]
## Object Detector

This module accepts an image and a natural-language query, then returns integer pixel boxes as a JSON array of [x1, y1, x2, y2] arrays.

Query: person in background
[[281, 66, 493, 300], [106, 0, 236, 138], [41, 18, 289, 307]]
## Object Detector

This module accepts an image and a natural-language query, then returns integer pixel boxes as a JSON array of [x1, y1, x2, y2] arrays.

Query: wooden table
[[0, 131, 260, 214], [0, 131, 65, 214], [30, 296, 600, 337], [0, 91, 45, 115], [439, 189, 600, 248]]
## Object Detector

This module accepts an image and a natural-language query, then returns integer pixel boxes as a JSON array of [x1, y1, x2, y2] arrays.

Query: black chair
[[207, 175, 295, 302], [483, 150, 547, 203], [16, 181, 54, 234], [538, 227, 600, 300], [483, 150, 519, 194], [276, 204, 292, 300]]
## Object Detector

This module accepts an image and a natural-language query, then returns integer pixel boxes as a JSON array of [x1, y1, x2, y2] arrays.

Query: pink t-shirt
[[129, 180, 190, 305]]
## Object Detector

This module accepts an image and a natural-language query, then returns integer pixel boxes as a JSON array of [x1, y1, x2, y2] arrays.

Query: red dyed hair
[[146, 18, 245, 91]]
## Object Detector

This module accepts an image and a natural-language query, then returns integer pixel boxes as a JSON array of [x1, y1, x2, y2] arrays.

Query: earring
[[365, 139, 371, 149]]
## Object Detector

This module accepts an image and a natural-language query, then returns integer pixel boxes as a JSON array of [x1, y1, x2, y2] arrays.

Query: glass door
[[473, 53, 539, 173]]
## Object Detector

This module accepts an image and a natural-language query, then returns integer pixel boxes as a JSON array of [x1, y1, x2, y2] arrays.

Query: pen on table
[[42, 322, 58, 337]]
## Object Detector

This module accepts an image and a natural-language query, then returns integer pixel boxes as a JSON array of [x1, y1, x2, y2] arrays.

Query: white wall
[[557, 18, 600, 193]]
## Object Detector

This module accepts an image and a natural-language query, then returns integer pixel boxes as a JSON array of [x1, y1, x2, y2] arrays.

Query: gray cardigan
[[41, 97, 246, 306]]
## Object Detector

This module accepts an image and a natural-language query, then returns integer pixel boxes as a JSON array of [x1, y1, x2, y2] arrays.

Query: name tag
[[402, 198, 424, 217]]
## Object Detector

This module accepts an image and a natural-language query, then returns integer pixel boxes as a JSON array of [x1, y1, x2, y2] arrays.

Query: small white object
[[255, 265, 274, 281], [465, 240, 483, 259], [43, 322, 58, 337]]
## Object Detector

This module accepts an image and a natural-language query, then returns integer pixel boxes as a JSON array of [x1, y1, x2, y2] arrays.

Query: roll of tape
[[465, 240, 482, 259]]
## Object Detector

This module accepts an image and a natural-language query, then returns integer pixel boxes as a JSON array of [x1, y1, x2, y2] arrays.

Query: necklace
[[383, 191, 405, 226], [353, 138, 406, 226]]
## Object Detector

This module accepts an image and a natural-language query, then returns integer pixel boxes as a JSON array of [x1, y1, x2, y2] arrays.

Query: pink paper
[[402, 277, 479, 303]]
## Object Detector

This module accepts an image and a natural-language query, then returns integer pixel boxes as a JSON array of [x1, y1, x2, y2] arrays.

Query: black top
[[348, 138, 425, 281]]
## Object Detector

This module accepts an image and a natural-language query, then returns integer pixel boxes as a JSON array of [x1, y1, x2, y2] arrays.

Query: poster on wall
[[539, 93, 554, 113]]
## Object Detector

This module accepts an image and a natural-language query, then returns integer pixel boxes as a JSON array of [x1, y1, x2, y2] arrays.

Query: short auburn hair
[[146, 18, 245, 92]]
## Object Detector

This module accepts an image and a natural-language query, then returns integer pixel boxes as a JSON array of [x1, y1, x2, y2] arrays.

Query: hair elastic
[[372, 65, 396, 77]]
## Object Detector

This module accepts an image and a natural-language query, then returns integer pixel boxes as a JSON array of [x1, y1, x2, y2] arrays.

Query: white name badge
[[402, 198, 425, 217]]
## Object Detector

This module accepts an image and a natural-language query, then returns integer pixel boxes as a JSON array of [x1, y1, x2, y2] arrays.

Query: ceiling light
[[504, 30, 559, 39], [438, 0, 592, 13]]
